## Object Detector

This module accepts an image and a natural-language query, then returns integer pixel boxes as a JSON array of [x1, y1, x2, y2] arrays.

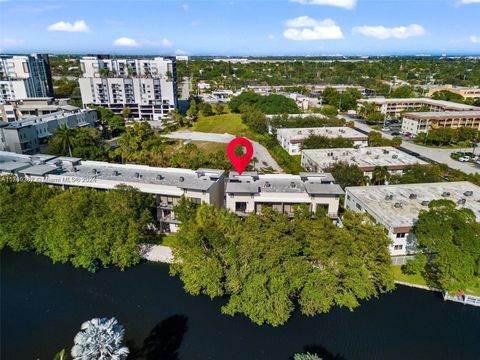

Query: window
[[356, 203, 362, 211], [396, 233, 406, 238], [235, 202, 247, 212], [394, 245, 403, 251]]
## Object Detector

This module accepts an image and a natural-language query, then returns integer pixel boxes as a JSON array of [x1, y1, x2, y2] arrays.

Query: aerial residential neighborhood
[[1, 1, 479, 359]]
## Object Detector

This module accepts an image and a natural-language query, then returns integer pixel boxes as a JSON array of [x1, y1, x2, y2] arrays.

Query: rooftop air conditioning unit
[[392, 155, 398, 159], [156, 174, 163, 180], [409, 193, 417, 199], [385, 194, 394, 201], [179, 176, 185, 182], [457, 198, 466, 205], [265, 181, 271, 188], [112, 170, 119, 176], [442, 192, 451, 197], [464, 191, 473, 197], [421, 200, 430, 206], [290, 182, 296, 189], [394, 202, 403, 208], [134, 172, 141, 179]]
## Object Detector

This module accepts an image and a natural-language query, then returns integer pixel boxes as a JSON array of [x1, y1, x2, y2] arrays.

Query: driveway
[[164, 131, 283, 172], [340, 115, 479, 175]]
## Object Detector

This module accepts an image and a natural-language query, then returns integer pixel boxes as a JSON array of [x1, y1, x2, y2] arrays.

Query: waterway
[[1, 249, 479, 360]]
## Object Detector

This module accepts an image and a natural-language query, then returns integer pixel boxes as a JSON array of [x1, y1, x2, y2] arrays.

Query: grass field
[[190, 113, 248, 136], [392, 265, 480, 296], [192, 140, 227, 153], [391, 265, 428, 287]]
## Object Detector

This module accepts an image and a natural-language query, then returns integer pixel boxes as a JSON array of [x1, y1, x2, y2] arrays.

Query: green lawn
[[391, 265, 428, 287], [191, 140, 227, 153], [392, 265, 480, 296], [159, 233, 178, 247], [190, 113, 248, 136]]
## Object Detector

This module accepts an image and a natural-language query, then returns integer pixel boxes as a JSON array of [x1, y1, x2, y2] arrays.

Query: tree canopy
[[414, 200, 480, 293], [0, 180, 155, 271], [170, 202, 394, 326], [301, 135, 354, 150], [229, 91, 299, 114]]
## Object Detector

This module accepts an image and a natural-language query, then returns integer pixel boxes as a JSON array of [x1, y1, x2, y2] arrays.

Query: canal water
[[1, 249, 479, 360]]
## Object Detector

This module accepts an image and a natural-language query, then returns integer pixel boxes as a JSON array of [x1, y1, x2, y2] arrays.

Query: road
[[340, 115, 480, 175], [164, 131, 283, 172]]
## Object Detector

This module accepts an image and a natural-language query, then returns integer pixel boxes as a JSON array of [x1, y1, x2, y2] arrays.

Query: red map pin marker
[[226, 137, 254, 175]]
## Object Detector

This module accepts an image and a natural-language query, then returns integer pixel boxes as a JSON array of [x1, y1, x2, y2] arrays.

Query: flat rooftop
[[5, 110, 93, 129], [226, 172, 343, 196], [346, 181, 480, 230], [403, 111, 480, 118], [0, 151, 224, 193], [302, 147, 427, 171], [359, 97, 480, 110], [277, 127, 368, 142]]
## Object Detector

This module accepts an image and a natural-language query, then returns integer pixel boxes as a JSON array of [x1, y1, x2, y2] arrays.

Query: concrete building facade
[[0, 54, 54, 101], [358, 98, 479, 118], [78, 56, 178, 120], [225, 172, 344, 219], [0, 109, 97, 154], [401, 111, 480, 135], [345, 182, 480, 261], [0, 151, 225, 233], [427, 85, 480, 99], [301, 147, 428, 179], [276, 127, 369, 155], [0, 97, 76, 122]]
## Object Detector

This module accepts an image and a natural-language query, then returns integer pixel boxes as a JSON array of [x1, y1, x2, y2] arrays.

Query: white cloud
[[470, 35, 480, 43], [352, 24, 426, 39], [175, 49, 189, 55], [113, 37, 140, 47], [0, 38, 24, 45], [161, 38, 173, 47], [182, 4, 189, 10], [291, 0, 356, 9], [284, 17, 343, 41], [47, 20, 90, 32], [460, 0, 480, 4], [143, 38, 174, 47]]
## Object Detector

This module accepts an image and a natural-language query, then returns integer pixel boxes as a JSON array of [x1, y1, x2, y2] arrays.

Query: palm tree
[[252, 156, 258, 170], [71, 317, 129, 360], [371, 166, 390, 185], [55, 124, 74, 157]]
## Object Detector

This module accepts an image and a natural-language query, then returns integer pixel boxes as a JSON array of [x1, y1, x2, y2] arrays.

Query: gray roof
[[18, 164, 59, 176], [0, 161, 32, 172], [226, 173, 343, 196]]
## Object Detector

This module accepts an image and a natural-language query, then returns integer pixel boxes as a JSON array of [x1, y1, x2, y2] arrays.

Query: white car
[[381, 127, 390, 132], [459, 156, 471, 162]]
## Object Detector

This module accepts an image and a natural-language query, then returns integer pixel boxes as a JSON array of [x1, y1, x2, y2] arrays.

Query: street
[[340, 115, 480, 175]]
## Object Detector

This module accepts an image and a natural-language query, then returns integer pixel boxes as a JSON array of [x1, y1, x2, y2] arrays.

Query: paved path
[[139, 244, 173, 263], [340, 115, 479, 175], [164, 131, 283, 172]]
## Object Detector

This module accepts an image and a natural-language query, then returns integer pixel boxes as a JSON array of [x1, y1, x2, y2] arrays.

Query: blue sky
[[0, 0, 479, 55]]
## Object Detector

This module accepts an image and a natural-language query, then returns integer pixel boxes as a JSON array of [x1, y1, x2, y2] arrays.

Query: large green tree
[[414, 200, 480, 292], [170, 202, 394, 326]]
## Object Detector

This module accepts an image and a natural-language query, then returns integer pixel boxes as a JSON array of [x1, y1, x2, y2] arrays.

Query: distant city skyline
[[1, 0, 480, 55]]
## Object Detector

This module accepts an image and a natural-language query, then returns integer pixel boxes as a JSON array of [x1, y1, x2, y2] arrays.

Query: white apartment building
[[301, 147, 427, 179], [427, 85, 480, 99], [401, 111, 480, 135], [78, 56, 178, 120], [0, 151, 225, 233], [225, 172, 343, 218], [0, 97, 75, 122], [276, 127, 369, 155], [0, 54, 54, 101], [0, 109, 97, 154], [345, 182, 480, 262], [357, 98, 479, 118]]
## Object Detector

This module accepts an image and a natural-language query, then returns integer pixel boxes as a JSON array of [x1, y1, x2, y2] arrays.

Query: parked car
[[391, 131, 401, 136], [459, 156, 471, 162], [381, 127, 390, 132]]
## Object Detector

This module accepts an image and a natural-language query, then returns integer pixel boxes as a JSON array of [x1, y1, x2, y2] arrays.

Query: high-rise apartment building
[[78, 56, 178, 120], [0, 54, 54, 101]]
